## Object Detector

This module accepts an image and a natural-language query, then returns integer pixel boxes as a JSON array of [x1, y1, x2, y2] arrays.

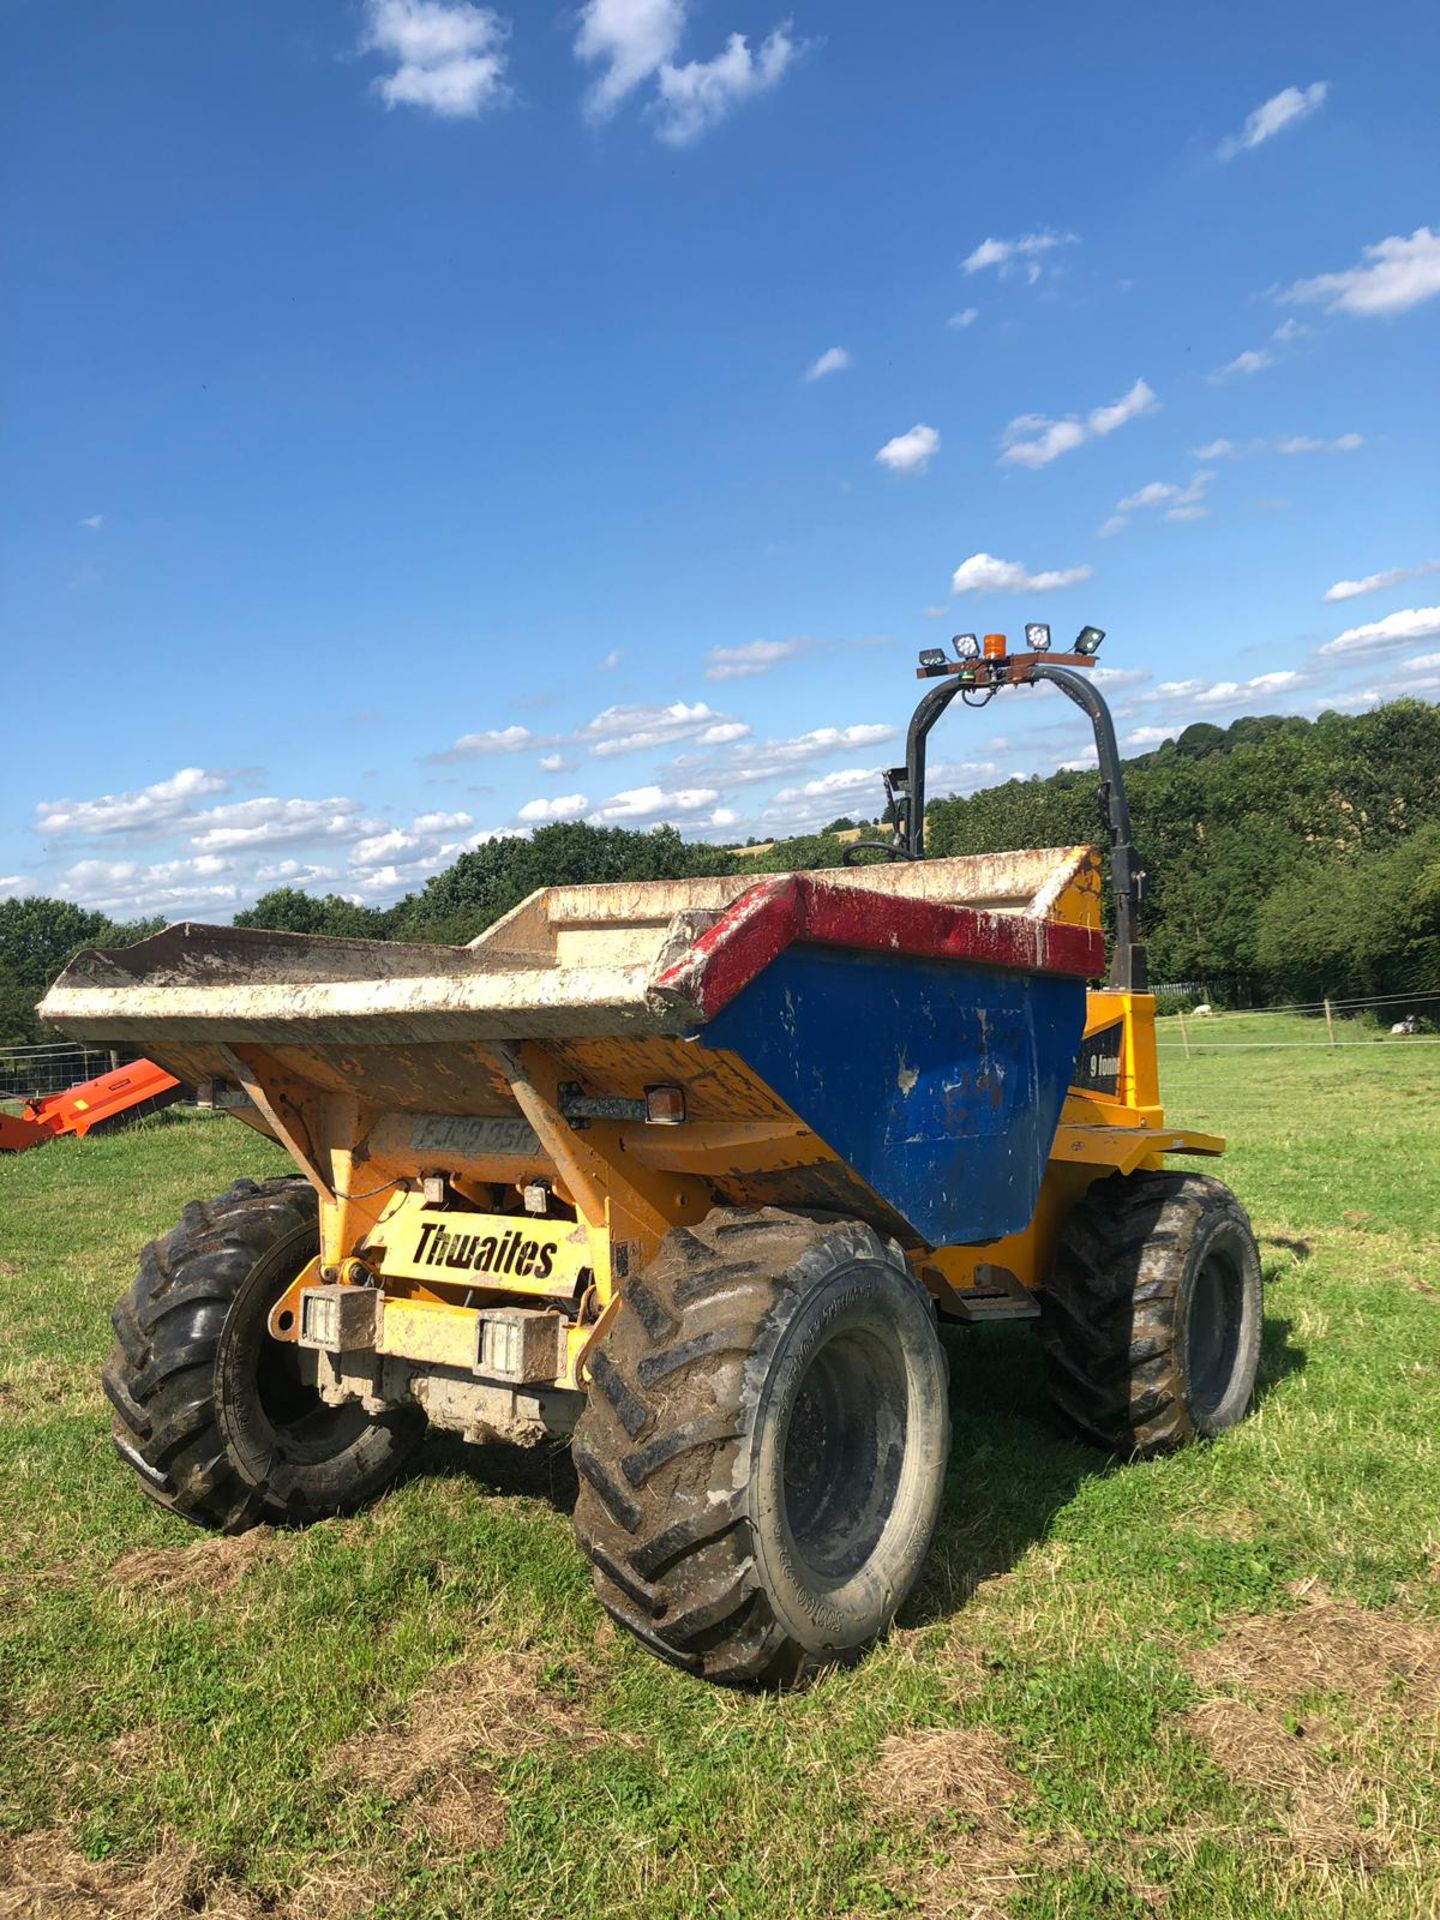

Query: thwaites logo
[[411, 1220, 558, 1281], [1072, 1025, 1124, 1095]]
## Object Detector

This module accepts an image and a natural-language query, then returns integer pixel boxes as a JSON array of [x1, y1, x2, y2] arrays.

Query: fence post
[[1178, 1010, 1192, 1060], [1323, 998, 1336, 1048]]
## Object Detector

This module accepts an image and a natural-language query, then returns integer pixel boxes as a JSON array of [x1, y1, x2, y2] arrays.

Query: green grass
[[2, 1024, 1439, 1919]]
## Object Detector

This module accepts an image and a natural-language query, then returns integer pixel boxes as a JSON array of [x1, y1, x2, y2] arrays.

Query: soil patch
[[106, 1530, 285, 1598]]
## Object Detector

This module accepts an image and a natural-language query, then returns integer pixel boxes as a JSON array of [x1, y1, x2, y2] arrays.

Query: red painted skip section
[[653, 873, 1105, 1024]]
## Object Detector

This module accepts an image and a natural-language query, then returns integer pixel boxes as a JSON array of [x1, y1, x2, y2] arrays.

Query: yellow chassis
[[242, 986, 1220, 1390]]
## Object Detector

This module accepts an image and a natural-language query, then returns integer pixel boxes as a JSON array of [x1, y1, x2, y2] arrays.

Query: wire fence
[[1155, 988, 1440, 1053], [0, 1041, 138, 1102]]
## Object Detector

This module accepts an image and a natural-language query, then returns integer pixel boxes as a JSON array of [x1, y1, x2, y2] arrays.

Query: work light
[[952, 633, 980, 660], [1024, 623, 1052, 652], [1075, 625, 1105, 655], [918, 647, 948, 668]]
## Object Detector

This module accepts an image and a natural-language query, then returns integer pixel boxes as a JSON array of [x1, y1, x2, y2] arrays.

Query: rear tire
[[572, 1207, 950, 1687], [104, 1176, 424, 1531], [1040, 1170, 1262, 1456]]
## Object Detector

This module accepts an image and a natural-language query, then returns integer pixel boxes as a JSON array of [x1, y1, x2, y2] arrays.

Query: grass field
[[1, 1014, 1438, 1919]]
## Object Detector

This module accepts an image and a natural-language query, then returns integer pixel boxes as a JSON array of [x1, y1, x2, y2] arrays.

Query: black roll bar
[[849, 659, 1148, 991]]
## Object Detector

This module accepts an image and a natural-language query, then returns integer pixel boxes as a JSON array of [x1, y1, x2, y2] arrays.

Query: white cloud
[[1271, 318, 1309, 343], [673, 722, 898, 787], [951, 553, 1093, 595], [1195, 433, 1363, 460], [876, 424, 940, 473], [1324, 562, 1440, 603], [947, 307, 979, 330], [0, 875, 34, 899], [1088, 378, 1159, 436], [362, 0, 511, 118], [577, 699, 742, 756], [188, 797, 367, 854], [1115, 472, 1211, 518], [652, 25, 799, 146], [1124, 726, 1175, 749], [539, 752, 572, 773], [599, 648, 623, 670], [1132, 671, 1306, 711], [1281, 226, 1440, 318], [1098, 515, 1128, 539], [575, 0, 685, 119], [79, 514, 104, 531], [1283, 432, 1364, 455], [516, 793, 590, 823], [769, 766, 877, 805], [346, 826, 520, 900], [1209, 348, 1273, 381], [1320, 606, 1440, 657], [583, 0, 802, 145], [589, 783, 719, 824], [254, 860, 341, 887], [1217, 82, 1327, 161], [351, 828, 422, 869], [52, 855, 243, 918], [962, 230, 1077, 285], [1061, 743, 1100, 772], [35, 767, 230, 839], [805, 345, 850, 382], [411, 810, 475, 833], [1000, 377, 1156, 469], [426, 723, 536, 763], [705, 638, 802, 680], [1194, 671, 1303, 707]]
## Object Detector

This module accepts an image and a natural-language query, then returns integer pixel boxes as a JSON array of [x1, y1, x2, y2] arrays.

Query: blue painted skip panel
[[698, 946, 1085, 1249]]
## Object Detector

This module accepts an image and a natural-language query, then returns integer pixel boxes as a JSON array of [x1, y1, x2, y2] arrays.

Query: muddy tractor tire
[[1040, 1170, 1263, 1456], [103, 1176, 424, 1531], [571, 1207, 950, 1687]]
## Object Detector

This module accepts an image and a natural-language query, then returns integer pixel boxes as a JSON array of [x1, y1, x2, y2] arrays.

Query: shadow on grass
[[904, 1309, 1307, 1628], [409, 1426, 581, 1512], [397, 1309, 1307, 1635]]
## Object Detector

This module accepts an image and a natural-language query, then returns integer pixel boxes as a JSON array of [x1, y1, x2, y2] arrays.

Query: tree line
[[3, 700, 1436, 1044]]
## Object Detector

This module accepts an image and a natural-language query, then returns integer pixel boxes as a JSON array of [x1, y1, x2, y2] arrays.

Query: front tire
[[572, 1208, 950, 1687], [104, 1177, 424, 1531], [1040, 1170, 1263, 1456]]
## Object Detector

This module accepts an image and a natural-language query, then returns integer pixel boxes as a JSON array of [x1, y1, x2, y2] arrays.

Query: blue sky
[[3, 0, 1438, 919]]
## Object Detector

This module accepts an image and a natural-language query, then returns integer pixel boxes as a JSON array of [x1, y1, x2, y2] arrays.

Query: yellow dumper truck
[[40, 629, 1261, 1685]]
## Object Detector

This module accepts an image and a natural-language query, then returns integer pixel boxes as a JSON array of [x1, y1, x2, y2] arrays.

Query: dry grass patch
[[329, 1647, 616, 1799], [405, 1767, 508, 1854], [857, 1726, 1083, 1920], [865, 1726, 1032, 1826], [0, 1830, 392, 1920], [0, 1359, 100, 1424], [1186, 1582, 1440, 1719], [105, 1529, 286, 1599], [0, 1829, 257, 1920], [1176, 1585, 1440, 1869]]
